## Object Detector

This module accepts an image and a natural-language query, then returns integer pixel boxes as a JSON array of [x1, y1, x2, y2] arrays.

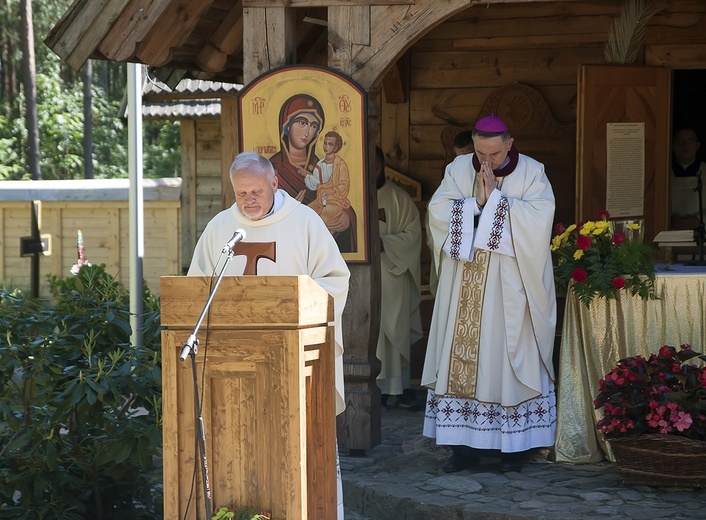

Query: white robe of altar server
[[376, 180, 423, 395], [422, 152, 557, 452], [188, 189, 350, 416]]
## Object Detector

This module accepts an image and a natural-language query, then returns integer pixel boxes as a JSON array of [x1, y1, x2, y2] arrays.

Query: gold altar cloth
[[554, 268, 706, 463]]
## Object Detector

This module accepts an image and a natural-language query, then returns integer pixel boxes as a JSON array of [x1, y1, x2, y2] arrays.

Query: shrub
[[0, 264, 163, 519]]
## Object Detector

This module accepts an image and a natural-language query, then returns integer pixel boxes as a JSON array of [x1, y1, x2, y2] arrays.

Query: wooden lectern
[[161, 275, 337, 519]]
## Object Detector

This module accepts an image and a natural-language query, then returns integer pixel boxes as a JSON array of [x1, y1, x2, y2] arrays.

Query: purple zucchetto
[[473, 114, 509, 133]]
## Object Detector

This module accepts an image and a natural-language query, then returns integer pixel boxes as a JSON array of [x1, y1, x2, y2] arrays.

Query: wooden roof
[[45, 0, 488, 90], [46, 0, 331, 86]]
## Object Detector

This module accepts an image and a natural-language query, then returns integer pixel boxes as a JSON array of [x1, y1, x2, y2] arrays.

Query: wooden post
[[329, 6, 382, 452]]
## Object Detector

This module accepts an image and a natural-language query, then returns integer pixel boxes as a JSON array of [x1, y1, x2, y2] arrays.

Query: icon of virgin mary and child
[[269, 93, 357, 253]]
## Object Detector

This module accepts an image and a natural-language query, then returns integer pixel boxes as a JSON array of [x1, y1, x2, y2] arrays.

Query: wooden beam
[[382, 62, 405, 103], [327, 6, 353, 75], [180, 120, 197, 271], [45, 0, 131, 70], [245, 0, 413, 6], [328, 4, 369, 74], [196, 0, 244, 73], [646, 43, 706, 69], [243, 7, 296, 84], [98, 0, 172, 62], [220, 96, 240, 210], [135, 0, 216, 67], [346, 1, 471, 89]]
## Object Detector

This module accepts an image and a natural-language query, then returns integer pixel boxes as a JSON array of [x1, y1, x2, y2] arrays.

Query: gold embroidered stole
[[446, 248, 489, 398]]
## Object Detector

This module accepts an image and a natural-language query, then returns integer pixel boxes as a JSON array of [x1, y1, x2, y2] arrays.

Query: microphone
[[222, 228, 247, 254]]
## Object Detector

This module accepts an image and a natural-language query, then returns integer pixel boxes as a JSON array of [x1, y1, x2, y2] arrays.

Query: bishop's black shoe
[[442, 453, 479, 473], [499, 451, 527, 473]]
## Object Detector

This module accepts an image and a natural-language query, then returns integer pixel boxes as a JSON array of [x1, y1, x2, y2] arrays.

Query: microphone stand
[[180, 247, 237, 520], [686, 172, 706, 266]]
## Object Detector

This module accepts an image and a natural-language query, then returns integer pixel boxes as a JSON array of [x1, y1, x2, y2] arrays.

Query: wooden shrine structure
[[47, 0, 706, 456]]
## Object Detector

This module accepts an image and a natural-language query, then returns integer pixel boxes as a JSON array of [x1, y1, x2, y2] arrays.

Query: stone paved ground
[[340, 406, 706, 520]]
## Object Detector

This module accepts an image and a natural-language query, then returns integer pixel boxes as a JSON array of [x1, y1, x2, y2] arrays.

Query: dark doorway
[[673, 69, 706, 161]]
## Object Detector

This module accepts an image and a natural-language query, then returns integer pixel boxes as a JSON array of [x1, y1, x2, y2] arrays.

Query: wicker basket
[[609, 434, 706, 488]]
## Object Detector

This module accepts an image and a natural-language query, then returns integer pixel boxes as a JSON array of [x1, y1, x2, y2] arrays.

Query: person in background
[[451, 130, 474, 156], [423, 115, 557, 474], [671, 126, 705, 230], [375, 146, 423, 410], [188, 151, 350, 518], [427, 129, 475, 297]]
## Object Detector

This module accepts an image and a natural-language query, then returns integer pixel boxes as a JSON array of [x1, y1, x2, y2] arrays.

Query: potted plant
[[551, 210, 657, 307], [594, 344, 706, 487]]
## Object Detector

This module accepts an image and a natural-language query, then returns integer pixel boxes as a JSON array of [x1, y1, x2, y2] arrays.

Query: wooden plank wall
[[380, 0, 706, 279], [0, 201, 180, 298], [378, 0, 706, 378], [180, 117, 225, 273]]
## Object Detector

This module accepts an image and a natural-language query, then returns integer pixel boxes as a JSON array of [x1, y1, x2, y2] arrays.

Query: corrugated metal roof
[[128, 77, 242, 119], [143, 100, 221, 118], [143, 77, 242, 96]]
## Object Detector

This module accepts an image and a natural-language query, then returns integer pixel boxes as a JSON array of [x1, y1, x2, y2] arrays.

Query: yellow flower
[[580, 221, 595, 235], [573, 249, 584, 260], [627, 223, 641, 230], [565, 224, 577, 234], [551, 235, 563, 251], [593, 221, 611, 235]]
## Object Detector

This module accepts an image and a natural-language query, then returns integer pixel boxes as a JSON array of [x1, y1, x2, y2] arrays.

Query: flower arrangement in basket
[[551, 210, 656, 307], [594, 344, 706, 487]]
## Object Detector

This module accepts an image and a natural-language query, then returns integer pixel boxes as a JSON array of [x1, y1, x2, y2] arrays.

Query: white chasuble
[[376, 180, 423, 395], [422, 153, 557, 452]]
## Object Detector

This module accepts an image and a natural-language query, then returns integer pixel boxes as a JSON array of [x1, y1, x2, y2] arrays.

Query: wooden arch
[[331, 0, 470, 89]]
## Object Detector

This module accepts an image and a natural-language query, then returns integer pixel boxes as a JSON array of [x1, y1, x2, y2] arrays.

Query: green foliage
[[0, 0, 179, 181], [0, 264, 163, 519], [551, 211, 657, 307], [212, 506, 271, 520], [144, 120, 180, 178], [37, 74, 85, 179]]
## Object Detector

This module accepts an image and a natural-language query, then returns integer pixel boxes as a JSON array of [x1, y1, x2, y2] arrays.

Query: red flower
[[611, 277, 626, 289], [597, 210, 611, 221], [572, 268, 588, 283], [611, 232, 625, 245], [575, 222, 584, 233], [553, 222, 566, 235], [659, 345, 674, 358], [576, 235, 592, 250]]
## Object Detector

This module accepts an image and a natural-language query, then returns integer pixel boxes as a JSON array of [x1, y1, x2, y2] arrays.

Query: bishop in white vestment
[[422, 116, 557, 473]]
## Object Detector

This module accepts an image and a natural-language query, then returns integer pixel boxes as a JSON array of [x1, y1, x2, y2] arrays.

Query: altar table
[[554, 264, 706, 463]]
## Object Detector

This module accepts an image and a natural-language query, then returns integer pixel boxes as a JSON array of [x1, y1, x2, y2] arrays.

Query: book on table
[[653, 230, 696, 247]]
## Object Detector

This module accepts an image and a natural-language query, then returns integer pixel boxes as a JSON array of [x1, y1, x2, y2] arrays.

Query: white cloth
[[422, 153, 557, 452], [376, 181, 423, 395], [188, 189, 350, 415]]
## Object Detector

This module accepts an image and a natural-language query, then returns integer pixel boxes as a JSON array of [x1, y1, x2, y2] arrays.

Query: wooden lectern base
[[161, 276, 338, 519]]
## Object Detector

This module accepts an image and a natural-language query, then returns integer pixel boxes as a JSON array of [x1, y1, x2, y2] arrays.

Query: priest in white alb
[[188, 151, 350, 517], [422, 115, 557, 473], [374, 146, 423, 408]]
